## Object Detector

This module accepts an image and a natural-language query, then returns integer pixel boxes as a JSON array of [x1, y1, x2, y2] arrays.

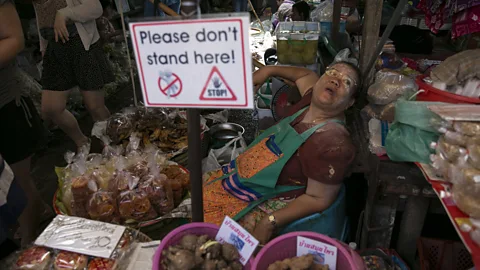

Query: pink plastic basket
[[152, 222, 253, 270], [253, 232, 366, 270]]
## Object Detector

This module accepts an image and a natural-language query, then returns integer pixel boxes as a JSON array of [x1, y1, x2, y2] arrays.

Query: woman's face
[[312, 63, 358, 111]]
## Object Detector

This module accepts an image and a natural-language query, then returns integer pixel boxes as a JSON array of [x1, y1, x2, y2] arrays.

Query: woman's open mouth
[[325, 87, 335, 96]]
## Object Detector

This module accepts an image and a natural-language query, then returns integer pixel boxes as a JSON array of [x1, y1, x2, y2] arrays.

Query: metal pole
[[182, 0, 204, 223]]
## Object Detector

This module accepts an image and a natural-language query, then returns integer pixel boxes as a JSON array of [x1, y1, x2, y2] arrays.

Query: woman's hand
[[253, 67, 271, 92], [54, 12, 69, 43], [252, 217, 275, 245]]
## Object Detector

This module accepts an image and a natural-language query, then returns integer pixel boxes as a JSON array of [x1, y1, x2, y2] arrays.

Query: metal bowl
[[209, 123, 245, 142]]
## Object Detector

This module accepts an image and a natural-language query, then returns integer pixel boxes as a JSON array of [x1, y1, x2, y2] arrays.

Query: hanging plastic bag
[[204, 110, 229, 124], [202, 134, 247, 173], [311, 0, 333, 22], [332, 48, 359, 66], [385, 122, 439, 163], [393, 99, 444, 133], [367, 70, 417, 105]]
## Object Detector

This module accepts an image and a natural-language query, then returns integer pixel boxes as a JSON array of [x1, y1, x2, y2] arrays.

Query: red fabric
[[276, 90, 356, 198], [452, 5, 480, 38]]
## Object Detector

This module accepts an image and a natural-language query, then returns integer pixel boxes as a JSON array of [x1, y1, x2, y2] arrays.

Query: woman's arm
[[58, 0, 103, 23], [0, 1, 24, 68], [253, 66, 319, 96], [253, 181, 341, 244]]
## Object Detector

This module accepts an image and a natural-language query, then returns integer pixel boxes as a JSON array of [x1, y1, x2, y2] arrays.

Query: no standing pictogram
[[158, 72, 183, 98]]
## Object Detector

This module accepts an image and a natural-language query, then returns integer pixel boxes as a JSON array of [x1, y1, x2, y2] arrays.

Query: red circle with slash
[[158, 73, 183, 98]]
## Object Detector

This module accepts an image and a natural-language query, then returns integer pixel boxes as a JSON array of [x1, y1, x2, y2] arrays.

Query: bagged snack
[[53, 251, 88, 270], [118, 188, 157, 222], [87, 258, 117, 270], [162, 165, 189, 206], [452, 167, 480, 217], [125, 132, 142, 156], [454, 121, 480, 137], [126, 160, 149, 181], [134, 107, 170, 131], [71, 175, 95, 218], [61, 179, 74, 215], [442, 130, 471, 147], [140, 165, 174, 215], [367, 70, 417, 105], [108, 158, 139, 197], [468, 141, 480, 169], [88, 190, 119, 223], [91, 168, 113, 191], [14, 246, 52, 270], [435, 137, 468, 162], [106, 113, 134, 144]]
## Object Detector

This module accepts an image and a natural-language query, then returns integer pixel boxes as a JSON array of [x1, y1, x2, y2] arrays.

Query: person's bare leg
[[81, 90, 110, 122], [9, 156, 50, 246], [41, 90, 88, 147]]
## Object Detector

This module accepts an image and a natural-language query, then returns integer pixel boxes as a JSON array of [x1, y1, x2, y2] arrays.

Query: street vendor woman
[[203, 62, 359, 244]]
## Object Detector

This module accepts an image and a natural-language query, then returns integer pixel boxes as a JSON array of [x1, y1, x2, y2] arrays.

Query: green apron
[[205, 107, 344, 220]]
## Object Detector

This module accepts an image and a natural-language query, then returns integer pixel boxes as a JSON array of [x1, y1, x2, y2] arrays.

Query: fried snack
[[106, 113, 133, 144], [15, 246, 51, 270], [139, 174, 174, 215], [53, 251, 88, 270], [71, 175, 94, 218], [454, 121, 480, 137], [91, 169, 113, 191], [87, 258, 117, 270], [118, 189, 157, 221], [126, 161, 149, 181], [108, 171, 138, 196], [87, 191, 119, 223]]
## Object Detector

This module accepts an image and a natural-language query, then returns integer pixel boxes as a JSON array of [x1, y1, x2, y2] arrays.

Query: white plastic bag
[[202, 135, 247, 173]]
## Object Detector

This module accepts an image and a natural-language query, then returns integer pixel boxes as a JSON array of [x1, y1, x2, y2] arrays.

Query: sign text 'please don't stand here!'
[[129, 16, 253, 108]]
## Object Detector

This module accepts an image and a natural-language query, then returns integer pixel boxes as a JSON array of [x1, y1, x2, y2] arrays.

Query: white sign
[[216, 216, 259, 265], [35, 215, 126, 259], [129, 16, 253, 108], [297, 236, 338, 270]]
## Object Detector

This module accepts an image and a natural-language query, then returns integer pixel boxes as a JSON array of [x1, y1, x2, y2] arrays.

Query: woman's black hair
[[331, 61, 362, 99], [99, 0, 112, 9], [292, 1, 310, 21]]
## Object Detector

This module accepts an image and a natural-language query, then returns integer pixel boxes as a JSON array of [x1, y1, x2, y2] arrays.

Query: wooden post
[[331, 0, 343, 44], [358, 0, 383, 99]]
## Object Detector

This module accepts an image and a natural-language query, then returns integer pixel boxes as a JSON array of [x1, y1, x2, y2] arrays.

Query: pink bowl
[[253, 232, 366, 270], [152, 222, 253, 270]]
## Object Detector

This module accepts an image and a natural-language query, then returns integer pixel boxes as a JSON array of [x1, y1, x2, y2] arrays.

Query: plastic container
[[417, 237, 473, 270], [320, 21, 346, 37], [416, 75, 480, 104], [276, 21, 320, 65], [253, 232, 365, 270], [152, 222, 253, 270]]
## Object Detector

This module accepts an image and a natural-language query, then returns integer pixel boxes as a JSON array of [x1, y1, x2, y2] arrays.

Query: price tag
[[297, 236, 338, 270], [215, 216, 258, 265], [35, 215, 126, 258]]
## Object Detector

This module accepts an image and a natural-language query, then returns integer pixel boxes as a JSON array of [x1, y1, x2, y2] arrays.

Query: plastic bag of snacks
[[161, 165, 190, 206], [367, 70, 417, 105], [138, 157, 174, 215], [118, 178, 157, 222], [87, 181, 120, 224], [452, 167, 480, 218], [106, 113, 134, 145]]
